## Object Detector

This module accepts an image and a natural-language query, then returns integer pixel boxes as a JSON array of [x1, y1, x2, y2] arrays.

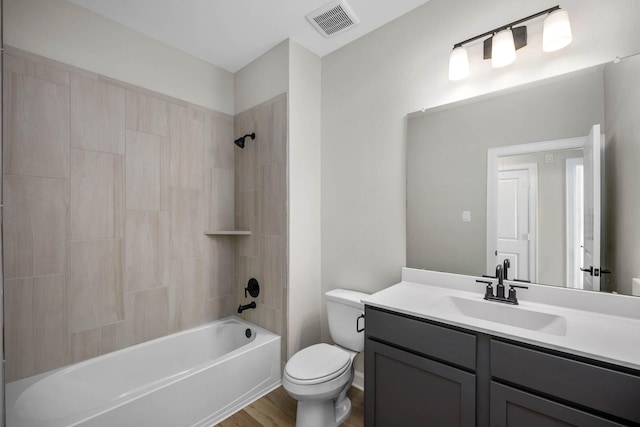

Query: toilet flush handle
[[356, 313, 365, 333]]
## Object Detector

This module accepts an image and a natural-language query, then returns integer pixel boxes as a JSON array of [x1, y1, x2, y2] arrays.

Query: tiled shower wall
[[234, 94, 288, 360], [2, 49, 236, 381]]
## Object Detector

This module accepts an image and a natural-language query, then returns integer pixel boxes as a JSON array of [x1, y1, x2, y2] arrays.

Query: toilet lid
[[285, 344, 351, 384]]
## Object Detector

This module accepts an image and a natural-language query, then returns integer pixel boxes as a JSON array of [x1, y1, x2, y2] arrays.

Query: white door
[[582, 124, 601, 291], [497, 168, 533, 281]]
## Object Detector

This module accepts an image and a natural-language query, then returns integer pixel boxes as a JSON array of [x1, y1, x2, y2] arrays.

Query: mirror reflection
[[407, 54, 640, 296]]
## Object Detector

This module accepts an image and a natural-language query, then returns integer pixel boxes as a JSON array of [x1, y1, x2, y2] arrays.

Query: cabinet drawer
[[491, 382, 625, 427], [365, 307, 476, 370], [491, 340, 640, 424]]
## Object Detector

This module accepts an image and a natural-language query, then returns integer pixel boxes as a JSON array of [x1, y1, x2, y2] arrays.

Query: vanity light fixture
[[448, 5, 572, 81]]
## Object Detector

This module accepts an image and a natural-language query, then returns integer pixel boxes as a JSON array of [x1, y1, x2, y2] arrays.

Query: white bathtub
[[7, 317, 281, 427]]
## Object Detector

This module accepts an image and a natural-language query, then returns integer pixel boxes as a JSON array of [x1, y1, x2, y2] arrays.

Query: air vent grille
[[306, 0, 360, 38]]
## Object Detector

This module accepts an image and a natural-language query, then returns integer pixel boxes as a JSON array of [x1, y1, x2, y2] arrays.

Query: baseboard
[[352, 369, 364, 391]]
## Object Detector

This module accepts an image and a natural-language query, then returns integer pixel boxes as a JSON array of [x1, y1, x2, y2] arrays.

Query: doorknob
[[580, 266, 593, 275]]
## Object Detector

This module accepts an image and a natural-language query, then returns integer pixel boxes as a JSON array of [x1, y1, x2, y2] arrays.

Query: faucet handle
[[507, 284, 528, 304], [476, 279, 495, 299]]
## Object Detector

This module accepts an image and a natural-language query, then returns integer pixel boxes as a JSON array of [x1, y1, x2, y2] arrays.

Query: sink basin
[[434, 296, 567, 336]]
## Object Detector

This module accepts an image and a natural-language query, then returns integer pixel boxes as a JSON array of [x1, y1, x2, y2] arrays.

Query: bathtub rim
[[7, 316, 281, 427]]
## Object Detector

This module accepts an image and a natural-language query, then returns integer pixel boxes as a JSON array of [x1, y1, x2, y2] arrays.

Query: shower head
[[234, 133, 256, 149]]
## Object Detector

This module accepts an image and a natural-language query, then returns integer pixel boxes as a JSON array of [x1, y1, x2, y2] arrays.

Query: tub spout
[[237, 302, 257, 313]]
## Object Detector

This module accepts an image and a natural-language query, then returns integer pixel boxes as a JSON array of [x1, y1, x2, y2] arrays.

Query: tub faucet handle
[[244, 278, 260, 298]]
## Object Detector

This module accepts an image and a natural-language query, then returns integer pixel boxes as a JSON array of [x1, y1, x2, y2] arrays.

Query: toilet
[[283, 289, 368, 427]]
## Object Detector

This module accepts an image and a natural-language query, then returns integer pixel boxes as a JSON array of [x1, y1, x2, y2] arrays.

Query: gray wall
[[407, 70, 604, 277], [604, 55, 640, 295]]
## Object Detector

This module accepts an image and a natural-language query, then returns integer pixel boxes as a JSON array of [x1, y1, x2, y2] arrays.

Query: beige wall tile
[[69, 239, 124, 333], [170, 188, 204, 259], [125, 91, 168, 136], [125, 211, 170, 293], [206, 167, 234, 230], [259, 305, 278, 334], [261, 161, 286, 236], [5, 278, 35, 381], [255, 102, 276, 165], [70, 74, 125, 154], [125, 287, 169, 345], [207, 112, 234, 170], [168, 258, 203, 331], [70, 149, 125, 240], [3, 175, 68, 278], [4, 72, 69, 178], [261, 235, 283, 310], [70, 328, 100, 363], [34, 274, 68, 373], [99, 323, 120, 354], [125, 130, 169, 211], [236, 190, 259, 257], [167, 259, 183, 333], [205, 237, 233, 299], [202, 296, 234, 322], [168, 103, 205, 189], [70, 323, 120, 363], [234, 133, 257, 193], [3, 53, 70, 86]]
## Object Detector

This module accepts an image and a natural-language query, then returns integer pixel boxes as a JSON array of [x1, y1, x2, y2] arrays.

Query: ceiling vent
[[306, 0, 360, 38]]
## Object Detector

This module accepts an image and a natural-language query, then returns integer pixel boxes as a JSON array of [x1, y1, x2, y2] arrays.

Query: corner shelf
[[204, 230, 251, 236]]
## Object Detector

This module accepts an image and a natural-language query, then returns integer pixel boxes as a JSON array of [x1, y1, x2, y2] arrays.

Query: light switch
[[462, 211, 471, 222], [545, 153, 554, 164]]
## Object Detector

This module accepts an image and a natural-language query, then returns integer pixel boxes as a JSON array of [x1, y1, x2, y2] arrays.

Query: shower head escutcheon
[[234, 132, 256, 149]]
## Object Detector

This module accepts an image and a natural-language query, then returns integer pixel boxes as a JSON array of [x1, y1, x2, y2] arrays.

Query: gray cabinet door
[[365, 338, 475, 427], [490, 382, 626, 427]]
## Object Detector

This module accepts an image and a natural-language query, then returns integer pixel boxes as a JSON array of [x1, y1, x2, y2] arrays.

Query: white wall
[[4, 0, 234, 114], [321, 0, 640, 345], [287, 41, 322, 357], [234, 40, 289, 114]]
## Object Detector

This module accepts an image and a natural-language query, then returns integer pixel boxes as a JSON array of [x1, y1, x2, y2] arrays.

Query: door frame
[[565, 157, 584, 289], [486, 136, 586, 278]]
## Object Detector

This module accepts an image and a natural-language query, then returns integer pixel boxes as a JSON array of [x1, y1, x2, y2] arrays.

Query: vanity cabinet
[[365, 307, 477, 426], [364, 306, 640, 427]]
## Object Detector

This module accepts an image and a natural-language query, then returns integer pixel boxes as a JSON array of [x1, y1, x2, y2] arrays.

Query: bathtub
[[6, 317, 281, 427]]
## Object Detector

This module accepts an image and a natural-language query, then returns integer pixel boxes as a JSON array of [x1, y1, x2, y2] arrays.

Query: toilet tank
[[326, 289, 369, 352]]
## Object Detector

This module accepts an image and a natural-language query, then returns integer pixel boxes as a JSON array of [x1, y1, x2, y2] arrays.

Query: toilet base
[[295, 396, 352, 427]]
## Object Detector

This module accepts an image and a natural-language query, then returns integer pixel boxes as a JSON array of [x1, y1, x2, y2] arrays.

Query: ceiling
[[70, 0, 430, 73]]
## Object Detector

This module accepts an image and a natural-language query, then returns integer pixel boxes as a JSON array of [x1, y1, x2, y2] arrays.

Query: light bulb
[[491, 29, 516, 68], [448, 46, 469, 81], [543, 9, 572, 52]]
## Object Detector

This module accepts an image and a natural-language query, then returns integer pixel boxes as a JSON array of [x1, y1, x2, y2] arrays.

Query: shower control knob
[[245, 278, 260, 298]]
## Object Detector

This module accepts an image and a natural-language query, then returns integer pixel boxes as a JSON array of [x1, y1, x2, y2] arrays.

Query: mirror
[[407, 53, 640, 296]]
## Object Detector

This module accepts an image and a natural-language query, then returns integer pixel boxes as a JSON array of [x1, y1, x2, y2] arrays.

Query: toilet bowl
[[283, 289, 368, 427]]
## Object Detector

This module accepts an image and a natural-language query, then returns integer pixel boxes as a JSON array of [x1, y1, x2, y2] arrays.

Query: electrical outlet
[[462, 211, 471, 222]]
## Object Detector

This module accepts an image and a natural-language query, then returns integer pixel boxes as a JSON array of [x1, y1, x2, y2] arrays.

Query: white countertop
[[362, 268, 640, 371]]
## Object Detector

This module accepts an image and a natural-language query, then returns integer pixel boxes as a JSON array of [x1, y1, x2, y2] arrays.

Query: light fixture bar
[[453, 5, 560, 48]]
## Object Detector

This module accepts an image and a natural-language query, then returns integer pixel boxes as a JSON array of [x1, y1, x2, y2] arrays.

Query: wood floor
[[216, 386, 364, 427]]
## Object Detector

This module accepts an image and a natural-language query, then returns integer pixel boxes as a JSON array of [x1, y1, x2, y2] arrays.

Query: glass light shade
[[491, 29, 516, 68], [543, 9, 572, 52], [448, 46, 469, 81]]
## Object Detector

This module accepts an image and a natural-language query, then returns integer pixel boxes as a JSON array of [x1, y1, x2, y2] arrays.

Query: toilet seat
[[284, 344, 351, 385]]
